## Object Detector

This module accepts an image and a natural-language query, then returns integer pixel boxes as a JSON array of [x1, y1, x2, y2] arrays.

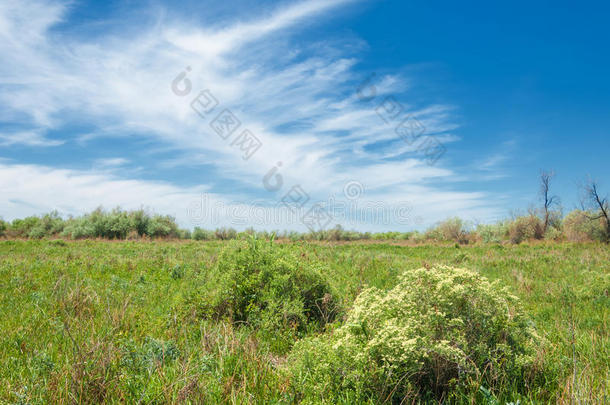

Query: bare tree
[[540, 170, 559, 233], [583, 180, 610, 243]]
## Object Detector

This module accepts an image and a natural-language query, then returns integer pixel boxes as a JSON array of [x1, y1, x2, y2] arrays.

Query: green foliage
[[146, 214, 179, 238], [0, 241, 607, 403], [61, 208, 183, 240], [10, 216, 42, 237], [27, 211, 65, 239], [370, 231, 411, 240], [5, 209, 610, 243], [477, 222, 509, 243], [288, 265, 546, 403], [120, 337, 180, 372], [544, 224, 564, 241], [192, 227, 215, 240], [190, 239, 339, 349]]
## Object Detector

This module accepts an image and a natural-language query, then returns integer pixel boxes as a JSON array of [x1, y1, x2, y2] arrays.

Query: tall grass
[[0, 240, 608, 403]]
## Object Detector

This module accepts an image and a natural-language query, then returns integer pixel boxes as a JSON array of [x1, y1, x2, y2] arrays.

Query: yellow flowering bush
[[288, 265, 543, 402]]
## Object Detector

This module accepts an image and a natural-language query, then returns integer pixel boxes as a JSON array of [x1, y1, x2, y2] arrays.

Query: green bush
[[60, 208, 185, 240], [62, 217, 96, 239], [189, 239, 339, 350], [27, 211, 65, 239], [146, 214, 179, 238], [9, 216, 41, 237], [288, 265, 544, 403], [0, 218, 7, 237], [477, 222, 508, 243], [543, 224, 563, 241], [192, 227, 215, 240]]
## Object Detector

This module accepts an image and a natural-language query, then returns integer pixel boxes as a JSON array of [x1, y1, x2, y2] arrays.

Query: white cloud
[[0, 130, 63, 146], [0, 0, 505, 228], [0, 162, 504, 230], [93, 157, 130, 168]]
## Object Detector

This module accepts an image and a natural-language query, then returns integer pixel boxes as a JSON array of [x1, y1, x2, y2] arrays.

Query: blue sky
[[0, 0, 608, 231]]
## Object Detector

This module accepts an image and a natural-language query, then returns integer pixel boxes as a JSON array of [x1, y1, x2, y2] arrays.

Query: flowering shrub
[[288, 265, 544, 403]]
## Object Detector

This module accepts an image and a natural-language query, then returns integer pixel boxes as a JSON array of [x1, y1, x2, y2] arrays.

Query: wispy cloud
[[93, 157, 130, 168], [0, 0, 505, 228], [0, 130, 64, 146]]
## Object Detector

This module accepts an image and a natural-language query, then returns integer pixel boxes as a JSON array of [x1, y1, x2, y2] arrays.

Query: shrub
[[287, 231, 303, 242], [543, 225, 563, 241], [27, 211, 65, 238], [177, 229, 191, 239], [189, 239, 338, 350], [146, 214, 179, 238], [59, 208, 184, 240], [288, 265, 544, 403], [0, 218, 6, 237], [131, 209, 150, 237], [83, 207, 134, 239], [434, 217, 471, 243], [192, 227, 215, 240], [62, 217, 96, 239], [9, 216, 41, 237], [214, 227, 237, 240], [477, 222, 508, 243], [563, 210, 605, 242], [508, 215, 543, 244]]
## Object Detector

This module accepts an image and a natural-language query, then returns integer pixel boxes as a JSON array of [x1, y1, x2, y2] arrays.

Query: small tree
[[582, 180, 610, 243], [540, 170, 559, 234]]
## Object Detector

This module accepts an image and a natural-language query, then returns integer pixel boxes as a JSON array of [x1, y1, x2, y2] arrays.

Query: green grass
[[0, 240, 608, 403]]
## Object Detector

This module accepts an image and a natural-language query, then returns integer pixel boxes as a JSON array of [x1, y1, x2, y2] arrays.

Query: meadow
[[0, 239, 608, 404]]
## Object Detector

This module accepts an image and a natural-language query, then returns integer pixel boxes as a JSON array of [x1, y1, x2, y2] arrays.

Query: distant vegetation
[[2, 168, 608, 244], [0, 207, 608, 243]]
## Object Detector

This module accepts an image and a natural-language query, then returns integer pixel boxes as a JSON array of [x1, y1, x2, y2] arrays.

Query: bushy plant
[[288, 265, 544, 403], [9, 216, 41, 237], [433, 217, 471, 243], [508, 215, 544, 244], [177, 229, 191, 239], [189, 239, 338, 349], [146, 214, 179, 238], [27, 211, 65, 238], [131, 209, 150, 237], [562, 210, 605, 242], [214, 227, 237, 240], [59, 208, 185, 240], [477, 222, 508, 243], [543, 224, 563, 241], [0, 218, 7, 237], [62, 217, 96, 239], [287, 231, 303, 242], [192, 227, 215, 240]]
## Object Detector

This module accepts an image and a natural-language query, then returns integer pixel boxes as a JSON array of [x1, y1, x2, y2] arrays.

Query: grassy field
[[0, 240, 608, 404]]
